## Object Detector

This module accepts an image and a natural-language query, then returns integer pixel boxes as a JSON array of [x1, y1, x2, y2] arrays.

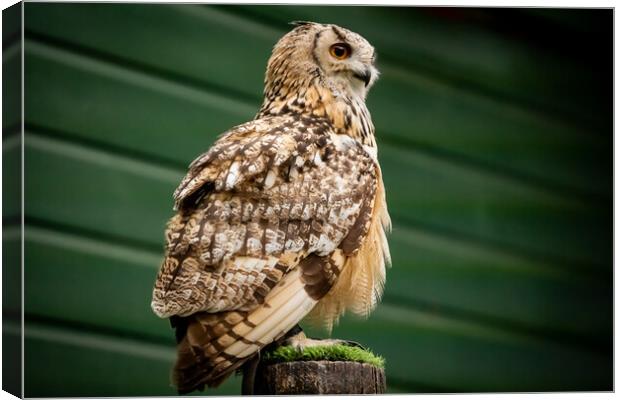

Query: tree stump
[[248, 360, 386, 395]]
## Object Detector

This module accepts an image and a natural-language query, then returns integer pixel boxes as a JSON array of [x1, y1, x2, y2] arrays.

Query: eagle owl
[[152, 21, 391, 393]]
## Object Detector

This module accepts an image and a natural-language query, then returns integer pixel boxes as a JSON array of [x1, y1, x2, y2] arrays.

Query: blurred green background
[[2, 3, 612, 396]]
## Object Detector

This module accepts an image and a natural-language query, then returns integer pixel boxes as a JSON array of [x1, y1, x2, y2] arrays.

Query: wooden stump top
[[253, 360, 386, 395]]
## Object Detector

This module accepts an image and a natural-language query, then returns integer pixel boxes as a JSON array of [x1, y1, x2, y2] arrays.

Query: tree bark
[[249, 360, 386, 395]]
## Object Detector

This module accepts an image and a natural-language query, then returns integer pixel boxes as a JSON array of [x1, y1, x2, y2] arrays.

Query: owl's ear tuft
[[289, 20, 317, 27]]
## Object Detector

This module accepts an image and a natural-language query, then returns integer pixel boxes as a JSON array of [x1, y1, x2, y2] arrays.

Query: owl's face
[[310, 24, 379, 98], [267, 22, 379, 100]]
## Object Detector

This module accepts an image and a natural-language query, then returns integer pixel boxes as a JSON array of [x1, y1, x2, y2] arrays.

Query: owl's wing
[[172, 117, 306, 210], [151, 116, 378, 392], [153, 116, 377, 317]]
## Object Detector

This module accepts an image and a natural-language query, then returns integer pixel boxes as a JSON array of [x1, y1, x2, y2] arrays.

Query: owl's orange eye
[[329, 43, 351, 60]]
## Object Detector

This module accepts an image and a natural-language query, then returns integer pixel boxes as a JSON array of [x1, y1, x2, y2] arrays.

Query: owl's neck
[[256, 79, 377, 148]]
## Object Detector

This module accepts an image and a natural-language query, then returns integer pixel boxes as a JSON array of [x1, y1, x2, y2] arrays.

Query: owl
[[151, 21, 391, 394]]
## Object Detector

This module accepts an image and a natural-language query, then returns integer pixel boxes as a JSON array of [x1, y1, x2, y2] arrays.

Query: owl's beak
[[353, 68, 373, 87]]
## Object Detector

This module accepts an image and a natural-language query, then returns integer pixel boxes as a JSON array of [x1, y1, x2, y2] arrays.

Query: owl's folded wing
[[152, 116, 377, 318]]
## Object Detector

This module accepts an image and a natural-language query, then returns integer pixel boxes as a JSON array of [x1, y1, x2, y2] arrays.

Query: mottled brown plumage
[[151, 21, 390, 394]]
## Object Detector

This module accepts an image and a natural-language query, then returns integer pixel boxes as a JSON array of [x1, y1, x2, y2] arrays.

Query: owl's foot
[[282, 329, 367, 351]]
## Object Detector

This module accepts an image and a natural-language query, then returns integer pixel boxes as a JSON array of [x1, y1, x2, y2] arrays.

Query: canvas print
[[2, 2, 613, 397]]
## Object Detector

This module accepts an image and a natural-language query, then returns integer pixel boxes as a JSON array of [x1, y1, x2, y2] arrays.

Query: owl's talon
[[313, 338, 367, 350], [283, 335, 365, 351], [339, 340, 366, 350]]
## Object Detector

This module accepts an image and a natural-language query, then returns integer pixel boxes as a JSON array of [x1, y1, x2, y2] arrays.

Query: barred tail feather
[[172, 269, 317, 393]]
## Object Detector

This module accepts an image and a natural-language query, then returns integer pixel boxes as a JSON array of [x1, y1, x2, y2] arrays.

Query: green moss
[[262, 344, 385, 369]]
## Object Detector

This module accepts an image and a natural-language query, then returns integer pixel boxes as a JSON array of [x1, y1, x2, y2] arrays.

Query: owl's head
[[265, 22, 379, 100]]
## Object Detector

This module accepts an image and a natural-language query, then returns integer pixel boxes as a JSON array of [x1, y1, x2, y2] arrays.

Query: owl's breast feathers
[[151, 114, 390, 393]]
